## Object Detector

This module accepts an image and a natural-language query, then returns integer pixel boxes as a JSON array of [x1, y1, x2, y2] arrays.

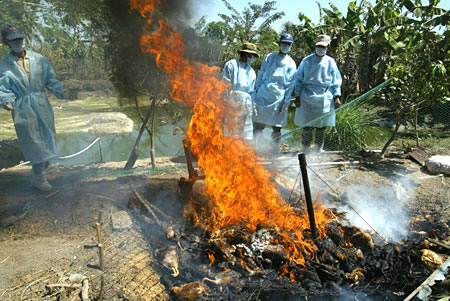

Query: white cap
[[316, 34, 331, 47]]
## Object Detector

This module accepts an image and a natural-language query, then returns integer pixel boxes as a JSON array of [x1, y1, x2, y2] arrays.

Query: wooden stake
[[95, 223, 105, 271], [98, 276, 105, 301]]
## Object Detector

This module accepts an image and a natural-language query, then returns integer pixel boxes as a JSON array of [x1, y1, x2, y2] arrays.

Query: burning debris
[[129, 174, 450, 299], [123, 0, 450, 299]]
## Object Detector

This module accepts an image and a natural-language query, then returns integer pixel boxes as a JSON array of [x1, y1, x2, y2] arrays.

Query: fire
[[130, 0, 332, 267], [208, 250, 215, 267]]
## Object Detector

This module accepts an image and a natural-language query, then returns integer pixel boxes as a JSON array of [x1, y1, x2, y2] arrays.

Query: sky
[[196, 0, 450, 32]]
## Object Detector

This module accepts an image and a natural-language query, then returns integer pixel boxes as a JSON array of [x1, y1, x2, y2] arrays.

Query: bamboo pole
[[404, 256, 450, 301]]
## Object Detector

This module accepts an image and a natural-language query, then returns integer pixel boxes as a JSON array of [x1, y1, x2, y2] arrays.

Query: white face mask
[[280, 44, 292, 54], [247, 56, 256, 64], [9, 39, 25, 54], [315, 47, 327, 57]]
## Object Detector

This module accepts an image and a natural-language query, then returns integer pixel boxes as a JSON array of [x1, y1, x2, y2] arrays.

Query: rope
[[10, 137, 103, 168], [59, 137, 101, 159], [278, 78, 393, 140], [305, 163, 389, 243]]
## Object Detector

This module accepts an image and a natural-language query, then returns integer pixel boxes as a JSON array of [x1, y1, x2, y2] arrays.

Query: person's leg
[[314, 127, 326, 152], [253, 122, 265, 147], [301, 127, 313, 153], [271, 126, 282, 153], [31, 161, 52, 190]]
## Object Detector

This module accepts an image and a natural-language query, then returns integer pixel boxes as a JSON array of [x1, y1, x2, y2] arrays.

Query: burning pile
[[130, 0, 332, 268], [128, 1, 450, 299]]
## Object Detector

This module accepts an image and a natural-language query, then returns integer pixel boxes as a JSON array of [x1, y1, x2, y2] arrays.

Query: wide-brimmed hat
[[239, 42, 259, 57], [316, 34, 331, 47], [1, 24, 24, 41], [280, 32, 294, 43]]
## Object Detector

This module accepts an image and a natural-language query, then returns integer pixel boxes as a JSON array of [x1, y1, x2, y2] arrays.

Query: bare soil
[[0, 151, 449, 300]]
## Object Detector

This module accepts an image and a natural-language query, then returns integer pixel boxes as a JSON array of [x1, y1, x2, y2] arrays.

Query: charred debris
[[127, 151, 450, 300]]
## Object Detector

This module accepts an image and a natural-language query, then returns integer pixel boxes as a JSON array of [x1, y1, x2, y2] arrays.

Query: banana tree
[[379, 1, 450, 157]]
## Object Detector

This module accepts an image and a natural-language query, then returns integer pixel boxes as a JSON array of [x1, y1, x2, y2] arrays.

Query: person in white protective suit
[[222, 42, 259, 141], [252, 32, 297, 151], [0, 24, 75, 191], [293, 34, 342, 153]]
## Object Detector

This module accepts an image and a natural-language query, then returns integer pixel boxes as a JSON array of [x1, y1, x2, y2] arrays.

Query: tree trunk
[[381, 113, 402, 158], [414, 104, 420, 147], [150, 103, 156, 168]]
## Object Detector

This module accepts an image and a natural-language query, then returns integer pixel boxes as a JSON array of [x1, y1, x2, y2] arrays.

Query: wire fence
[[281, 80, 450, 155]]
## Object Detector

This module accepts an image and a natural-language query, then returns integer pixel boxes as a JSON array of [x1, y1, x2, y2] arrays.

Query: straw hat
[[239, 42, 259, 57]]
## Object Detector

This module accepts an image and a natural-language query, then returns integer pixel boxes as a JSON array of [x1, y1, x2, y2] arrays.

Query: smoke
[[270, 152, 416, 242], [105, 0, 222, 100], [159, 0, 209, 26], [337, 176, 415, 241]]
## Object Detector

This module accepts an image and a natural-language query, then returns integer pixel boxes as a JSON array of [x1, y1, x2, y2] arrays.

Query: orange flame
[[208, 250, 216, 267], [130, 0, 332, 267]]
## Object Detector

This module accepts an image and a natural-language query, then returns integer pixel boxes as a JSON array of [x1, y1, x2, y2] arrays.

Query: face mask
[[9, 39, 25, 53], [315, 47, 327, 57], [280, 44, 292, 54], [247, 56, 256, 64]]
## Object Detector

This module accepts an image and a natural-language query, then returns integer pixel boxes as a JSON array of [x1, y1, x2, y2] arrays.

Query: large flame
[[130, 0, 331, 266]]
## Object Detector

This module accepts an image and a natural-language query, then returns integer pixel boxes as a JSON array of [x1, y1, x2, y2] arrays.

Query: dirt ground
[[0, 150, 449, 300]]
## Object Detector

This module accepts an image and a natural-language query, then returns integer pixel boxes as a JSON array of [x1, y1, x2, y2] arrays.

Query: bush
[[325, 104, 382, 151]]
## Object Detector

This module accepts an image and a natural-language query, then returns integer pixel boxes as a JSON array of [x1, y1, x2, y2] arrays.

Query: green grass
[[325, 105, 384, 151]]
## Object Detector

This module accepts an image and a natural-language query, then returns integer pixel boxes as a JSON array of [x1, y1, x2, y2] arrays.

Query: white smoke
[[337, 176, 415, 241], [267, 152, 416, 242]]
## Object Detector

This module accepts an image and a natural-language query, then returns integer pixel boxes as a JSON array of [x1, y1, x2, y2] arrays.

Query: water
[[55, 101, 192, 165], [54, 104, 302, 166]]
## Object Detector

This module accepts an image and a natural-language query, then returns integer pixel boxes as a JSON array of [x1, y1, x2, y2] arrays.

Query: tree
[[0, 0, 45, 57], [379, 3, 450, 157], [196, 0, 285, 69]]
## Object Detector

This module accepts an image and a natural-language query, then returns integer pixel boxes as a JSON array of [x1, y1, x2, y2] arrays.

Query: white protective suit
[[222, 58, 256, 139], [294, 53, 342, 127], [0, 50, 67, 163], [253, 52, 296, 127]]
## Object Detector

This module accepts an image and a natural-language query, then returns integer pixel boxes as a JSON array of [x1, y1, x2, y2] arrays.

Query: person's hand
[[63, 89, 78, 100], [4, 100, 14, 111], [280, 102, 289, 114], [294, 96, 301, 108], [334, 96, 341, 109]]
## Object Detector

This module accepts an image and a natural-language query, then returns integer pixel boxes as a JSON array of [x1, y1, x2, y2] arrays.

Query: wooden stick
[[129, 182, 166, 228], [404, 256, 450, 301], [426, 238, 450, 251], [46, 283, 81, 289], [148, 202, 171, 221], [95, 223, 105, 271], [98, 275, 105, 301]]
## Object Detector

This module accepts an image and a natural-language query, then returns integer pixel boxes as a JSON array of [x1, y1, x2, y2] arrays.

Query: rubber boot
[[301, 127, 313, 154], [314, 127, 326, 153], [271, 126, 282, 155], [253, 122, 265, 149], [31, 162, 52, 191]]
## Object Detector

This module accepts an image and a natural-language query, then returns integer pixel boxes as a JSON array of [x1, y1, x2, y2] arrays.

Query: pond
[[54, 100, 300, 166], [55, 100, 193, 166]]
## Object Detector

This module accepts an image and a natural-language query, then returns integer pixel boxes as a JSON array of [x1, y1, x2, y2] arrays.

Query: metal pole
[[298, 153, 318, 238]]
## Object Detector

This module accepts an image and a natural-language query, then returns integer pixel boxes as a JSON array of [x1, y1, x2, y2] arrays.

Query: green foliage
[[325, 104, 382, 151], [195, 0, 284, 68]]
